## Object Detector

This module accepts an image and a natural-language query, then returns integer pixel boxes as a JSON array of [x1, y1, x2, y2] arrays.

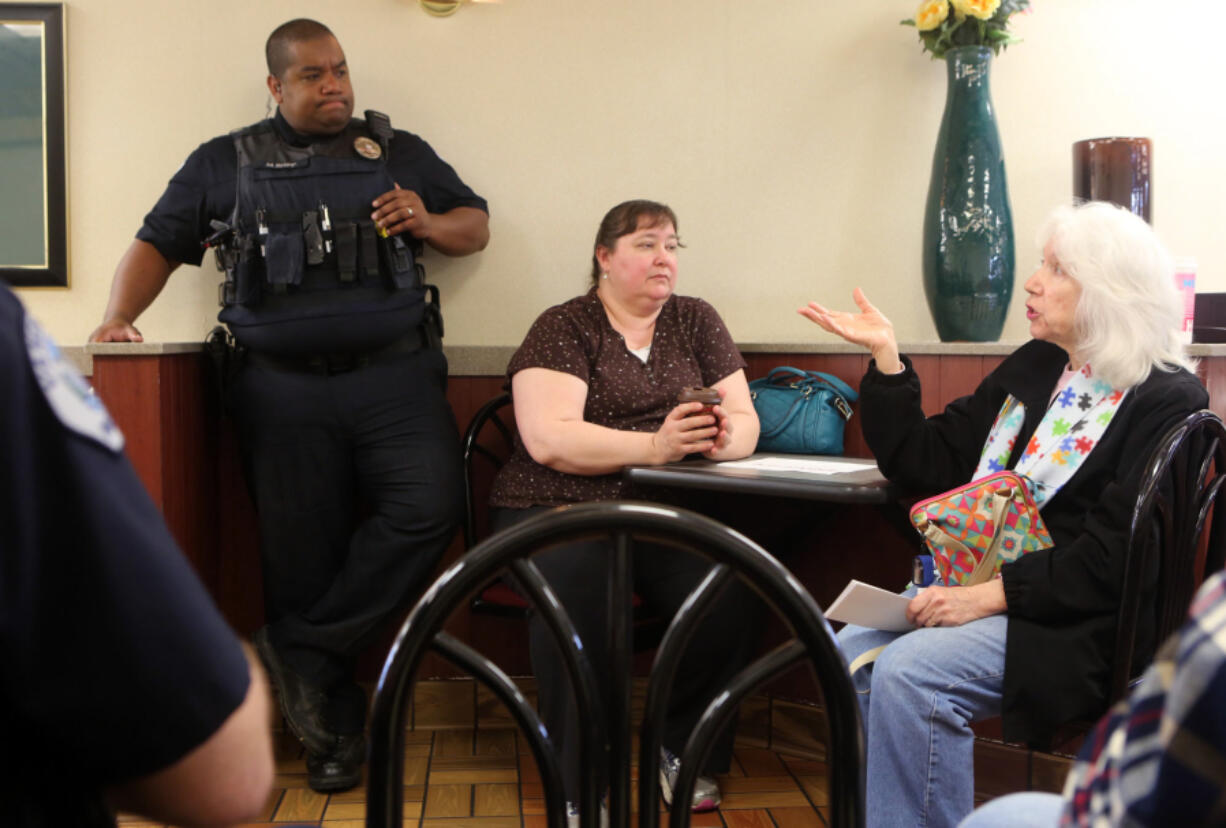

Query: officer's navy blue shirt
[[0, 285, 250, 826], [136, 110, 488, 267]]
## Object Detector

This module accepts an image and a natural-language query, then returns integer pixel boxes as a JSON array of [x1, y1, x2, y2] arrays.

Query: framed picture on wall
[[1, 3, 67, 288]]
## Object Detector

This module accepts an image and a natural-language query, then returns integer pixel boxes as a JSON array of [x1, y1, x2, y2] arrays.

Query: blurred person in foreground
[[799, 201, 1207, 828], [488, 199, 760, 823], [959, 567, 1226, 827], [1, 283, 273, 827]]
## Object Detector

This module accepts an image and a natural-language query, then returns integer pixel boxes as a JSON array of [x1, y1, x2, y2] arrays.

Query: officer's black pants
[[492, 505, 763, 802], [233, 348, 462, 733]]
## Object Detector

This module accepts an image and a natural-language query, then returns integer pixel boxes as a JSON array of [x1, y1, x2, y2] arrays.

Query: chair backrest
[[1111, 408, 1226, 703], [366, 501, 866, 828], [462, 391, 515, 550]]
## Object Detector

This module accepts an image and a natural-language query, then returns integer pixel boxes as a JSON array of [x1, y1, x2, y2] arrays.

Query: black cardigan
[[860, 340, 1208, 744]]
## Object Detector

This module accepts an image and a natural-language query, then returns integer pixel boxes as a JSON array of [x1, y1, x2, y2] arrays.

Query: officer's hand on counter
[[89, 318, 144, 343], [372, 182, 430, 241]]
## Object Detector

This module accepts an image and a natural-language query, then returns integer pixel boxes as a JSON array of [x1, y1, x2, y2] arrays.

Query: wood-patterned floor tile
[[719, 774, 803, 794], [719, 788, 812, 809], [433, 727, 477, 757], [734, 746, 789, 776], [322, 800, 365, 821], [475, 727, 518, 756], [413, 681, 475, 730], [796, 775, 830, 807], [421, 818, 520, 828], [273, 787, 328, 821], [403, 755, 429, 785], [474, 782, 520, 816], [405, 741, 433, 757], [723, 808, 779, 827], [519, 750, 542, 783], [770, 805, 827, 827], [781, 756, 826, 775], [429, 753, 517, 770], [424, 782, 471, 818], [771, 701, 827, 760], [429, 767, 518, 784]]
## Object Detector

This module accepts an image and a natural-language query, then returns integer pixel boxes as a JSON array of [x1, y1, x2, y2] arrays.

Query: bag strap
[[918, 485, 1021, 586], [763, 366, 857, 400], [848, 644, 888, 677], [758, 392, 809, 438]]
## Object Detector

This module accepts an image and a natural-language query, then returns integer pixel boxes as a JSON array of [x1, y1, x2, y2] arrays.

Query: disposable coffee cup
[[677, 386, 720, 415]]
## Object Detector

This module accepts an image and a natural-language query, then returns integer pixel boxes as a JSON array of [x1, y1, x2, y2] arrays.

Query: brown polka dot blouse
[[490, 288, 747, 508]]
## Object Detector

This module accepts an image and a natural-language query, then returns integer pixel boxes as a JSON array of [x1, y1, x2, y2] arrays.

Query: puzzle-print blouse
[[490, 288, 746, 509], [859, 339, 1208, 746]]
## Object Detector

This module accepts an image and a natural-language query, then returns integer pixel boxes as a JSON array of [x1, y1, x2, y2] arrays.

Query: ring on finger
[[407, 207, 415, 218]]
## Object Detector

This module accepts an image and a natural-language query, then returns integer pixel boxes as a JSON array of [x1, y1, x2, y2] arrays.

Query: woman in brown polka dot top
[[489, 199, 761, 817]]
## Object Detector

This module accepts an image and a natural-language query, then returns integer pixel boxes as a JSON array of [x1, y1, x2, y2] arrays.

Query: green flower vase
[[922, 45, 1015, 342]]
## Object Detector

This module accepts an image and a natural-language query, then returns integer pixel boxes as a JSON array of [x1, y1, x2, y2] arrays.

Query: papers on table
[[825, 579, 915, 632], [716, 456, 874, 476]]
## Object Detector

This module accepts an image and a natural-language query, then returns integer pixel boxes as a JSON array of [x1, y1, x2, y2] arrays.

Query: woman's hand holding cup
[[651, 387, 724, 463]]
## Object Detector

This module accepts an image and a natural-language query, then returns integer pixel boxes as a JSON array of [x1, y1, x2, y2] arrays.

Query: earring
[[601, 272, 609, 279]]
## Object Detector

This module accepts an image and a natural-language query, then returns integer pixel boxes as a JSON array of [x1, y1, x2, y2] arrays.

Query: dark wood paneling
[[91, 355, 165, 508], [91, 353, 217, 594]]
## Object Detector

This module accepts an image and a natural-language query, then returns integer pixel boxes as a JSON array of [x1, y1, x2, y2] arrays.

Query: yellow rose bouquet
[[903, 0, 1029, 59]]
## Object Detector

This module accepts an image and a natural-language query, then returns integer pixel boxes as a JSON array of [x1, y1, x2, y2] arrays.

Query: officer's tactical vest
[[218, 111, 425, 356]]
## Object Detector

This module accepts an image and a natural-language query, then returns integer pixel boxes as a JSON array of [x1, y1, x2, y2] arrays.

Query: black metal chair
[[462, 391, 516, 552], [366, 501, 866, 828], [1017, 408, 1226, 774], [1108, 407, 1226, 703], [460, 392, 533, 615]]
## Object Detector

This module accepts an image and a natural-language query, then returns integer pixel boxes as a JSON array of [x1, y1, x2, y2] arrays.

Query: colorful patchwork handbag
[[908, 470, 1053, 586]]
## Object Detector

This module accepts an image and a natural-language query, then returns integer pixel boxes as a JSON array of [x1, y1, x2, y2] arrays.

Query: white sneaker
[[565, 800, 610, 828], [658, 746, 722, 812]]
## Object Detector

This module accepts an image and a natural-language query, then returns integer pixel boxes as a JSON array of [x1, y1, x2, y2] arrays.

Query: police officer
[[3, 283, 274, 826], [89, 18, 489, 792]]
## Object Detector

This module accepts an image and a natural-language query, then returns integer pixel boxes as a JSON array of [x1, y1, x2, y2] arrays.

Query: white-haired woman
[[799, 202, 1208, 828]]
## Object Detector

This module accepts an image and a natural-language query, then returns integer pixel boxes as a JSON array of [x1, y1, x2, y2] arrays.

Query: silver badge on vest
[[354, 136, 382, 160]]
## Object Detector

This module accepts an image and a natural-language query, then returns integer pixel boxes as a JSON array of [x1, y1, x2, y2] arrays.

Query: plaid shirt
[[1061, 570, 1226, 826]]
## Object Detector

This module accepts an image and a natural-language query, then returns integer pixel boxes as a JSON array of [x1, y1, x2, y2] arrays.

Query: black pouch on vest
[[265, 230, 304, 291], [335, 223, 358, 283], [233, 235, 262, 306], [357, 221, 380, 281], [302, 211, 325, 266], [380, 234, 417, 289]]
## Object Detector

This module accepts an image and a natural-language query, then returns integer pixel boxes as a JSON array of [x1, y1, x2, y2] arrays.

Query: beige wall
[[13, 0, 1226, 347]]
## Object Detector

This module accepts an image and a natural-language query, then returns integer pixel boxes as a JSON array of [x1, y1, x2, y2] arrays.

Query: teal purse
[[748, 366, 858, 455]]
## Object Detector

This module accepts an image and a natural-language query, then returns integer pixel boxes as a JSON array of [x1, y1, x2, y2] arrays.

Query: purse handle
[[762, 366, 858, 403], [915, 484, 1024, 586], [757, 392, 810, 439]]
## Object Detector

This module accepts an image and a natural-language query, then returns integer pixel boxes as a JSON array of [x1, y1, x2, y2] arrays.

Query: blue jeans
[[838, 586, 1007, 828], [957, 792, 1063, 827]]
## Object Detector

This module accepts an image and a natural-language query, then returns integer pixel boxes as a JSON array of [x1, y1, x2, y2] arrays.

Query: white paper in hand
[[826, 580, 915, 632]]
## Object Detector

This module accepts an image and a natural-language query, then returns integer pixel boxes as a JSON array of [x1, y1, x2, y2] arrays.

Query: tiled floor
[[117, 724, 833, 827], [114, 675, 1064, 826]]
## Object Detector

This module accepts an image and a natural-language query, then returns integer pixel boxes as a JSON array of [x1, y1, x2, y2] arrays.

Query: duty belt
[[246, 327, 430, 375]]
